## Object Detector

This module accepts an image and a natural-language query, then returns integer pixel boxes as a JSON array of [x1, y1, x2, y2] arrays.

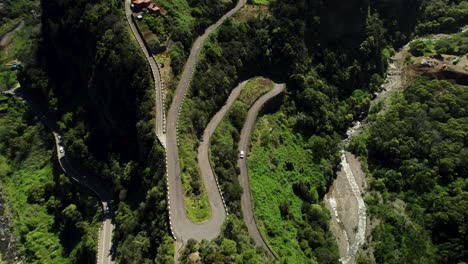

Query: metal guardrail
[[125, 3, 174, 240]]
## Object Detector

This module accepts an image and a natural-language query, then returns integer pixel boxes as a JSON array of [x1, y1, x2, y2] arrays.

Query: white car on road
[[59, 146, 64, 153], [240, 150, 245, 159]]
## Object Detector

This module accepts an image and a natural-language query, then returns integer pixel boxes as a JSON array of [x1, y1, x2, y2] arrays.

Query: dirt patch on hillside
[[407, 55, 468, 85]]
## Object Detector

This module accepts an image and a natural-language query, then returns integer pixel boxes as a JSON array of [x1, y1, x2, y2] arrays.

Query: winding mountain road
[[124, 0, 166, 146], [5, 88, 115, 264], [238, 84, 284, 258], [197, 81, 249, 220], [124, 0, 276, 256], [166, 0, 247, 242]]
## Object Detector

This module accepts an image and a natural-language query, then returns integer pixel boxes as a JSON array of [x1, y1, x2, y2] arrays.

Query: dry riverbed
[[324, 44, 407, 263]]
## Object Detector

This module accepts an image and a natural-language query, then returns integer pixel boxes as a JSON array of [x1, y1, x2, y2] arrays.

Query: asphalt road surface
[[237, 84, 285, 258], [98, 216, 114, 264], [124, 0, 166, 146], [166, 0, 247, 242], [8, 88, 115, 264], [197, 81, 248, 215]]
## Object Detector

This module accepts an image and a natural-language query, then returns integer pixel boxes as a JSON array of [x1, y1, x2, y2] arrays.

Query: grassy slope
[[179, 77, 274, 222], [0, 26, 34, 90], [179, 98, 211, 223], [239, 77, 274, 106], [252, 0, 271, 5], [0, 1, 40, 91], [0, 3, 79, 261], [249, 112, 325, 263], [0, 97, 101, 263], [158, 0, 194, 32], [210, 77, 274, 202], [0, 99, 66, 263]]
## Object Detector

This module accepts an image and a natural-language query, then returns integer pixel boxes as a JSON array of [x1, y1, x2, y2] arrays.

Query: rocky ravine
[[324, 45, 407, 264], [0, 190, 22, 263]]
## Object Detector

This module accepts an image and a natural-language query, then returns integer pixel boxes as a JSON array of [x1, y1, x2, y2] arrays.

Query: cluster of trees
[[292, 181, 341, 263], [0, 0, 40, 22], [179, 217, 271, 263], [0, 97, 98, 263], [409, 30, 467, 57], [210, 110, 243, 214], [19, 0, 172, 262], [141, 0, 234, 76], [181, 0, 467, 261], [9, 0, 467, 262], [409, 39, 434, 56], [434, 30, 468, 55], [415, 0, 468, 35], [188, 0, 235, 34], [356, 78, 467, 263]]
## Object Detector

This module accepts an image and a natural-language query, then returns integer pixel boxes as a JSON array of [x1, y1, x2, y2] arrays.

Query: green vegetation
[[20, 1, 172, 262], [415, 0, 468, 35], [249, 112, 339, 263], [0, 66, 17, 91], [409, 30, 467, 57], [179, 216, 272, 263], [0, 0, 41, 91], [351, 78, 467, 263], [138, 0, 234, 72], [0, 18, 20, 37], [179, 98, 211, 223], [210, 77, 274, 214], [0, 1, 103, 263], [10, 0, 468, 262], [250, 0, 271, 5], [136, 18, 163, 53], [158, 0, 194, 34], [0, 97, 99, 263], [239, 78, 274, 106], [409, 39, 435, 56], [434, 30, 468, 55]]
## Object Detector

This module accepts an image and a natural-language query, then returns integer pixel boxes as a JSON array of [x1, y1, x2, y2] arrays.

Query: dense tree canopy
[[358, 78, 467, 263], [8, 0, 467, 262]]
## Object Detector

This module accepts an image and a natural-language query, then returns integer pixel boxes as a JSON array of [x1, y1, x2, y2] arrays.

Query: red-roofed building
[[131, 0, 150, 10], [147, 3, 161, 13]]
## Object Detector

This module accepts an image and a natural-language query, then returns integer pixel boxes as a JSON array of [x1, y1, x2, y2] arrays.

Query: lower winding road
[[196, 81, 249, 221], [3, 88, 115, 264], [238, 84, 284, 258]]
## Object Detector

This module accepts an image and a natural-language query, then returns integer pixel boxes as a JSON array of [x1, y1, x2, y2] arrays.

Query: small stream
[[338, 149, 366, 264], [325, 46, 406, 263], [326, 121, 367, 264]]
